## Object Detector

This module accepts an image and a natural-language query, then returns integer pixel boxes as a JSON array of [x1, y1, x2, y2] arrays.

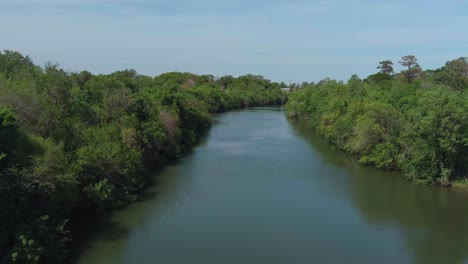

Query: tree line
[[286, 56, 468, 188], [0, 50, 286, 263]]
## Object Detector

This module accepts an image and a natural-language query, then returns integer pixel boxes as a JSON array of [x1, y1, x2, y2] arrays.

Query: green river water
[[73, 107, 468, 264]]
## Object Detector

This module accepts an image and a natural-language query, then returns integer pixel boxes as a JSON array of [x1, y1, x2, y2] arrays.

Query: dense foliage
[[287, 56, 468, 187], [0, 51, 286, 263]]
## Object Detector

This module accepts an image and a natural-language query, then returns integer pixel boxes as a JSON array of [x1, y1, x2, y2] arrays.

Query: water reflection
[[290, 119, 468, 264]]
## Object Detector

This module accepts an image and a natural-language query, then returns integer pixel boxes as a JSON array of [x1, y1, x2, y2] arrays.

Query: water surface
[[74, 107, 468, 264]]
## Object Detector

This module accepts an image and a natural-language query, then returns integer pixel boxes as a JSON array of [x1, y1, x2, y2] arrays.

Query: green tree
[[0, 50, 38, 79], [377, 60, 394, 75], [0, 105, 19, 167], [433, 57, 468, 91], [399, 55, 422, 82]]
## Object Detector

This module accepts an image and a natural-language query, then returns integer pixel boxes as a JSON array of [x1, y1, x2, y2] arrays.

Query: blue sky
[[0, 0, 467, 82]]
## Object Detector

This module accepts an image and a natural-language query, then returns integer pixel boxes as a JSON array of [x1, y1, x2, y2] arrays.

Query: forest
[[0, 50, 286, 263], [286, 56, 468, 188]]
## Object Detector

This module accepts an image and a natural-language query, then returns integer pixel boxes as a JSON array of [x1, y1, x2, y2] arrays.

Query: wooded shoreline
[[286, 56, 468, 189], [0, 50, 286, 263]]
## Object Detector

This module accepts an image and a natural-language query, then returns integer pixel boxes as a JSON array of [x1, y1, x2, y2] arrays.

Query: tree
[[447, 57, 468, 76], [399, 55, 422, 82], [301, 82, 310, 88], [75, 70, 93, 88], [433, 57, 468, 91], [0, 105, 19, 166], [218, 75, 234, 89], [0, 50, 37, 79], [377, 60, 394, 75]]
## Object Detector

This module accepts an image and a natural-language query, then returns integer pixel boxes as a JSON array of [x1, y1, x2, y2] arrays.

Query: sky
[[0, 0, 467, 83]]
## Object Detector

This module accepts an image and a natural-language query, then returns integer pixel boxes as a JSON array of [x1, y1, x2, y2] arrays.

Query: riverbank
[[0, 51, 287, 263], [285, 75, 468, 188]]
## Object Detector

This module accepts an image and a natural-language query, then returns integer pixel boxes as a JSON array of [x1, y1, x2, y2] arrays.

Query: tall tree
[[377, 60, 394, 75], [399, 55, 421, 82]]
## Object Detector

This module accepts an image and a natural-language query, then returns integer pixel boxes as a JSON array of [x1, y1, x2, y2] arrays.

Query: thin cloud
[[0, 0, 466, 82]]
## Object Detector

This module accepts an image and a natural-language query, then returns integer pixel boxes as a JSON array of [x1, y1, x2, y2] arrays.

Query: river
[[73, 107, 468, 264]]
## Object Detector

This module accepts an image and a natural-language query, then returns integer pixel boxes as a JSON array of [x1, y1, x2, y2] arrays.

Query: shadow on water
[[68, 210, 129, 263], [68, 169, 177, 263], [69, 161, 195, 263], [289, 118, 468, 264], [68, 125, 215, 263]]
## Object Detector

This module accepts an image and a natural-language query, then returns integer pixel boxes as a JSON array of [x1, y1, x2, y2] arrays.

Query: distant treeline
[[287, 56, 468, 188], [0, 50, 286, 263]]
